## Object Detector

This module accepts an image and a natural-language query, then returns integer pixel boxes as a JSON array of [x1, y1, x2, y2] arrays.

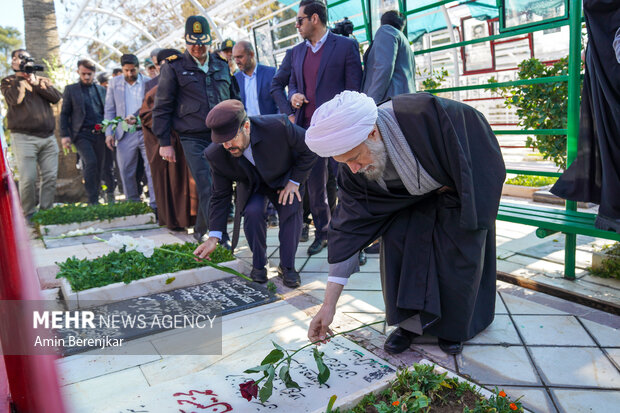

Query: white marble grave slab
[[65, 303, 396, 413], [38, 213, 156, 237], [60, 259, 249, 310]]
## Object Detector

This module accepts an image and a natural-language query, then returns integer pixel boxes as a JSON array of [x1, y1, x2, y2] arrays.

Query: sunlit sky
[[1, 0, 25, 39]]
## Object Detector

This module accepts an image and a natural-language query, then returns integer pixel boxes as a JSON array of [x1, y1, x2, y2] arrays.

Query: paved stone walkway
[[30, 213, 620, 412]]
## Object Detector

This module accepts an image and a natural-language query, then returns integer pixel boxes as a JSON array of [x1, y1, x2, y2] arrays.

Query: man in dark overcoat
[[194, 100, 317, 288]]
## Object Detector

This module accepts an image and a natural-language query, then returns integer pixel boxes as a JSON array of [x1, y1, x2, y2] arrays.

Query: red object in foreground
[[239, 380, 258, 401], [0, 146, 66, 412]]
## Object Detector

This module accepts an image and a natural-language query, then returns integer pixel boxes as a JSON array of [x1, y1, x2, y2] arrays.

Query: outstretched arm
[[308, 281, 345, 344]]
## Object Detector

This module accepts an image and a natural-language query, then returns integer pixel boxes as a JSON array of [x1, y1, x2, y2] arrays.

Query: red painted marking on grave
[[174, 389, 233, 412]]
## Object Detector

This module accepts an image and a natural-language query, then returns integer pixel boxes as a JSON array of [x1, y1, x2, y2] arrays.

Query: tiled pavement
[[30, 216, 620, 412]]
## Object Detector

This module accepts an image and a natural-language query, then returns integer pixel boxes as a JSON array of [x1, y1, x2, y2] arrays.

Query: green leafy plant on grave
[[487, 57, 578, 170], [587, 243, 620, 280], [337, 366, 524, 412], [31, 202, 153, 226], [505, 174, 558, 187], [56, 242, 235, 291]]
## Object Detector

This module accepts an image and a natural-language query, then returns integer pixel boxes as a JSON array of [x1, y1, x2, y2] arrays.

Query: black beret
[[205, 100, 246, 144]]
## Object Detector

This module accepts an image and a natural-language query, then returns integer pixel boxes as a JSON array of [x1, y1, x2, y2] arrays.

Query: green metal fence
[[326, 0, 585, 279]]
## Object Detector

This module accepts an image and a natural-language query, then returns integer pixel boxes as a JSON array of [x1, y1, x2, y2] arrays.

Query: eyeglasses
[[296, 16, 310, 26]]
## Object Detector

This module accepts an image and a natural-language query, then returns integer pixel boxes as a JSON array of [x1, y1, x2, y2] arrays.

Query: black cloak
[[328, 93, 506, 341], [551, 0, 620, 231]]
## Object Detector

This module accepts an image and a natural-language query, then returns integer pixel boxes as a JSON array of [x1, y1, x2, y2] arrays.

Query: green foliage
[[266, 281, 277, 294], [32, 202, 153, 225], [42, 55, 72, 89], [505, 174, 558, 187], [488, 57, 573, 170], [588, 243, 620, 280], [347, 366, 524, 412], [417, 67, 449, 92], [56, 242, 234, 291], [0, 26, 22, 78]]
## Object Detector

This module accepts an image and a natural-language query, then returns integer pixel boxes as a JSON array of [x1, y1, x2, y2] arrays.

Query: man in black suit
[[60, 59, 107, 204], [194, 100, 317, 288]]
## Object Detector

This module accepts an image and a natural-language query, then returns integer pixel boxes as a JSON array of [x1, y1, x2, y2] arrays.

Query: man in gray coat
[[361, 10, 416, 103]]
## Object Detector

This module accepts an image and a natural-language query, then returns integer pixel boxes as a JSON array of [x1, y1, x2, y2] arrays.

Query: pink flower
[[239, 380, 258, 401]]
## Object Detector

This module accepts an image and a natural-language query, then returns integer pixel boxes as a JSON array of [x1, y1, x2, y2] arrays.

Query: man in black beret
[[153, 16, 240, 245], [193, 100, 317, 288]]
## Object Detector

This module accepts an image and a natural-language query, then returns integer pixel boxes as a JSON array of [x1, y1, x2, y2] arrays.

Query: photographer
[[1, 49, 62, 222]]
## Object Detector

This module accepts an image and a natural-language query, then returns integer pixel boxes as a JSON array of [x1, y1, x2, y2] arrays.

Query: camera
[[330, 17, 354, 37], [18, 53, 45, 74]]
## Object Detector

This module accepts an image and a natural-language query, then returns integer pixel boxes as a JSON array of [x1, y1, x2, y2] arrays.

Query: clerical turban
[[305, 91, 378, 157]]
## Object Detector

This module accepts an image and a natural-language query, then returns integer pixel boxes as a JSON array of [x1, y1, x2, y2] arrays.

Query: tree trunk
[[23, 0, 86, 203]]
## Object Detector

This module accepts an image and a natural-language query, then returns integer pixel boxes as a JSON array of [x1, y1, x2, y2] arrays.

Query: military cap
[[156, 48, 182, 65], [220, 38, 236, 51], [144, 57, 155, 68], [185, 15, 212, 45], [205, 100, 246, 144]]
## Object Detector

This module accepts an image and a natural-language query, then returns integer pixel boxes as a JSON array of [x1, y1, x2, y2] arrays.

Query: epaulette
[[166, 54, 180, 62]]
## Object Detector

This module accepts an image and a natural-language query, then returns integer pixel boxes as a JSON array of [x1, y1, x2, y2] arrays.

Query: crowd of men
[[2, 1, 506, 356]]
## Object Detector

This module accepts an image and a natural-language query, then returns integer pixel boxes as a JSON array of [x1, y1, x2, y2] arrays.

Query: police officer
[[153, 16, 240, 245]]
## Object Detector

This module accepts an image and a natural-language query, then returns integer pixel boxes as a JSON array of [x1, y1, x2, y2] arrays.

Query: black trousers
[[74, 132, 106, 204]]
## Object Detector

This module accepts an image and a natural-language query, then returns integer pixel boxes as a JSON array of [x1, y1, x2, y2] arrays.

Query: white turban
[[305, 91, 378, 157]]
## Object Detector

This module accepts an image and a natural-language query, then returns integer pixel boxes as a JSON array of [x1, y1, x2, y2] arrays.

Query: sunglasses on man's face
[[296, 16, 310, 26]]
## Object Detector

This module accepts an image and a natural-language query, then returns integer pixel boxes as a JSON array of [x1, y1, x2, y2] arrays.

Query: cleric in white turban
[[306, 91, 506, 357]]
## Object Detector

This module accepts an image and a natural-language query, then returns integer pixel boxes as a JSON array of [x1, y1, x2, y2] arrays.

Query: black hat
[[156, 48, 182, 65], [97, 73, 110, 84], [220, 38, 235, 51], [205, 100, 246, 144], [185, 16, 212, 45]]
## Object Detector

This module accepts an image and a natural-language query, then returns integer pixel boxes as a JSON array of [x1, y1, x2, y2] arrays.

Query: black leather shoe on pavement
[[307, 237, 327, 256], [358, 250, 367, 266], [384, 327, 418, 354], [219, 239, 233, 251], [300, 223, 310, 242], [277, 265, 301, 288], [438, 338, 463, 355], [250, 267, 268, 283]]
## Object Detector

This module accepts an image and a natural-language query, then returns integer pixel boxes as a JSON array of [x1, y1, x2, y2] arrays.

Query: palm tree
[[22, 0, 86, 203]]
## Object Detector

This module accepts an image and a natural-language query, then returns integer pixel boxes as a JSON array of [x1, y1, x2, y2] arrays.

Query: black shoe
[[219, 239, 233, 251], [250, 267, 268, 283], [358, 250, 367, 266], [277, 265, 301, 288], [307, 237, 327, 256], [267, 214, 279, 228], [438, 338, 463, 355], [300, 223, 310, 242], [364, 242, 380, 254], [384, 327, 418, 354]]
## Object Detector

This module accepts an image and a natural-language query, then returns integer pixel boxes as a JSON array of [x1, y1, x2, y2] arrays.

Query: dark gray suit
[[361, 24, 416, 103]]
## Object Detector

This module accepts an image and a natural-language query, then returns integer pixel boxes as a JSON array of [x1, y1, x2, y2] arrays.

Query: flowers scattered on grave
[[239, 321, 384, 403], [94, 116, 142, 135], [53, 227, 105, 238]]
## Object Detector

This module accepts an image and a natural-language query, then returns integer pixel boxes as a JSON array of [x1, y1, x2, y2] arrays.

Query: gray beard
[[360, 138, 387, 181]]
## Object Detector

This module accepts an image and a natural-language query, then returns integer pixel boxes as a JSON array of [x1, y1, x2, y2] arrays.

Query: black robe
[[328, 93, 506, 341], [551, 0, 620, 231]]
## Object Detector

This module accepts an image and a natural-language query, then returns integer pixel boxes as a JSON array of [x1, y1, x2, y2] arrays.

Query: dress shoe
[[219, 239, 233, 251], [358, 250, 367, 266], [300, 223, 310, 242], [307, 237, 327, 256], [267, 214, 279, 228], [384, 327, 418, 354], [364, 242, 380, 254], [277, 265, 301, 288], [438, 338, 463, 355], [250, 267, 268, 283]]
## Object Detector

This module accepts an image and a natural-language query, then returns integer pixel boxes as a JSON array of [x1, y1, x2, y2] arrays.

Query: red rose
[[239, 380, 258, 401], [94, 124, 102, 131]]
